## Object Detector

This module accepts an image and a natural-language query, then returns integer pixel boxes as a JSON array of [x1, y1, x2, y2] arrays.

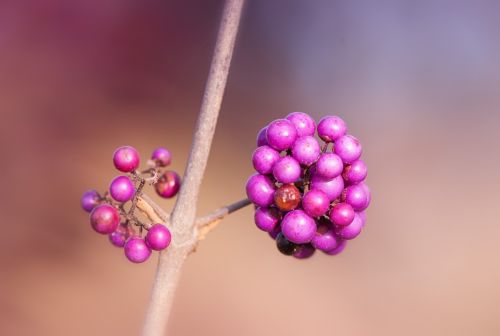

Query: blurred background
[[1, 0, 500, 335]]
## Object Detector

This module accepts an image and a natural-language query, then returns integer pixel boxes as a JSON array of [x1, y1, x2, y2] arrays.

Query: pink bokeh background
[[2, 1, 500, 335]]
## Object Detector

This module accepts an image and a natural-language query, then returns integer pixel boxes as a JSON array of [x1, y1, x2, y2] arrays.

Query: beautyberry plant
[[247, 112, 371, 258], [81, 146, 181, 263]]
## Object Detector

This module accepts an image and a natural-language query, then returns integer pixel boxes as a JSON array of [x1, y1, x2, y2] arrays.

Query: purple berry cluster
[[81, 146, 181, 263], [247, 113, 371, 258]]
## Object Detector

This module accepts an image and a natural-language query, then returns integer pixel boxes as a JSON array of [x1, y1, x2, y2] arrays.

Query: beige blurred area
[[1, 0, 500, 335]]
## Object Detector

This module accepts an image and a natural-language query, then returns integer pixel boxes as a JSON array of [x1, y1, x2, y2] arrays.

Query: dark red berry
[[276, 232, 298, 256], [274, 184, 301, 211]]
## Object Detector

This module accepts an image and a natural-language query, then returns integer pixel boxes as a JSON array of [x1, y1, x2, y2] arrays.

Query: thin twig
[[141, 1, 245, 335]]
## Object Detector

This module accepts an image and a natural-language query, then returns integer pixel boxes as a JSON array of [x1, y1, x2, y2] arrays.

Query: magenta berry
[[81, 189, 100, 212], [109, 225, 135, 247], [302, 189, 329, 218], [286, 112, 316, 137], [246, 174, 276, 207], [291, 135, 321, 166], [281, 210, 316, 244], [334, 134, 362, 164], [254, 207, 281, 232], [316, 153, 343, 179], [273, 156, 301, 184], [252, 145, 280, 175], [335, 212, 364, 240], [155, 171, 181, 198], [90, 204, 120, 234], [145, 224, 172, 251], [266, 119, 298, 151], [247, 112, 371, 258], [329, 202, 355, 226], [113, 146, 140, 173], [109, 175, 135, 203], [124, 236, 152, 263], [317, 116, 346, 142], [151, 147, 172, 167]]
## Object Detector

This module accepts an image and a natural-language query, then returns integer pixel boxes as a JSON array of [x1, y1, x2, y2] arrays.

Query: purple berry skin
[[246, 174, 276, 207], [335, 212, 364, 240], [310, 174, 344, 201], [81, 189, 100, 212], [317, 116, 346, 142], [90, 204, 120, 234], [254, 207, 281, 232], [256, 127, 269, 147], [324, 239, 347, 255], [286, 112, 316, 137], [109, 225, 135, 247], [302, 189, 330, 218], [334, 134, 362, 164], [342, 183, 370, 211], [266, 119, 298, 151], [151, 147, 172, 167], [330, 202, 355, 226], [291, 136, 321, 166], [342, 159, 367, 184], [312, 219, 343, 252], [155, 171, 181, 198], [268, 224, 282, 240], [293, 244, 316, 259], [281, 210, 316, 244], [316, 153, 343, 179], [124, 237, 152, 263], [145, 224, 172, 251], [113, 146, 140, 173], [273, 156, 301, 184], [252, 145, 280, 175], [109, 176, 135, 203]]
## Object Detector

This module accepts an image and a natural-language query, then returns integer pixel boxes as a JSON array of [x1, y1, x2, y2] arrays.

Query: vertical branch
[[141, 1, 245, 335]]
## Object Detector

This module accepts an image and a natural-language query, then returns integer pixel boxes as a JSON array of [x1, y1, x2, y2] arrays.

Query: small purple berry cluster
[[247, 113, 371, 258], [81, 146, 181, 263]]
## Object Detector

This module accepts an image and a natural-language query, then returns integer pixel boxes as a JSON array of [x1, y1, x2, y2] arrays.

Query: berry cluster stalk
[[141, 1, 245, 335]]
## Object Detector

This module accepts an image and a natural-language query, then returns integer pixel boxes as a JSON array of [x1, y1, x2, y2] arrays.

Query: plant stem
[[141, 1, 245, 335]]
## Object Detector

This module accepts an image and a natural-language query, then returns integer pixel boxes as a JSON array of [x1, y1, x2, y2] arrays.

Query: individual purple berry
[[302, 189, 329, 218], [273, 156, 301, 184], [113, 146, 140, 173], [109, 176, 135, 203], [155, 171, 181, 198], [266, 119, 298, 151], [90, 204, 120, 234], [281, 210, 316, 244], [334, 134, 362, 164], [286, 112, 316, 137], [335, 212, 364, 240], [316, 153, 343, 179], [293, 244, 316, 259], [81, 189, 100, 212], [254, 207, 281, 232], [317, 116, 346, 142], [256, 127, 269, 147], [145, 224, 172, 251], [310, 174, 344, 201], [291, 136, 320, 166], [151, 147, 172, 167], [342, 159, 367, 184], [329, 202, 355, 226], [246, 174, 276, 207], [124, 236, 152, 263], [276, 232, 298, 256], [312, 219, 343, 252], [269, 224, 282, 240], [324, 239, 347, 255], [252, 145, 280, 175], [274, 184, 301, 212], [109, 225, 135, 247], [342, 183, 370, 211]]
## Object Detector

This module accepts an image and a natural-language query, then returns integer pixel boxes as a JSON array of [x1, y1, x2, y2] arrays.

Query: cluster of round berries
[[80, 146, 182, 263], [247, 113, 371, 258]]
